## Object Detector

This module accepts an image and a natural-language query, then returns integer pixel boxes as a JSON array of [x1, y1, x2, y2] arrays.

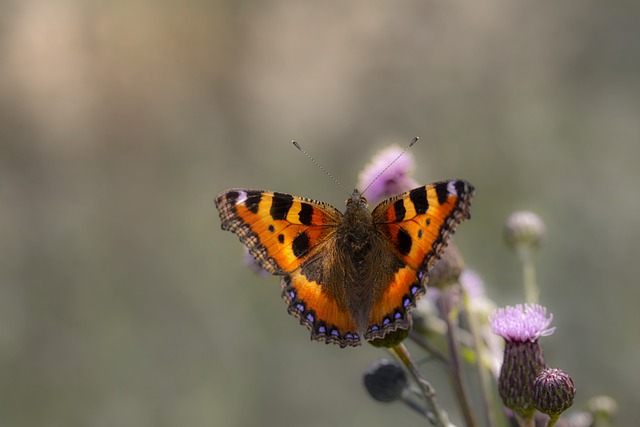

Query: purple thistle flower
[[490, 304, 555, 420], [490, 304, 555, 343], [357, 145, 419, 206]]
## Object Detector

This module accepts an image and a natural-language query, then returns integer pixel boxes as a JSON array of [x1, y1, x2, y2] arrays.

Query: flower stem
[[408, 330, 449, 365], [400, 389, 430, 418], [545, 414, 559, 427], [517, 246, 539, 304], [514, 412, 535, 427], [391, 343, 453, 427], [460, 287, 497, 427], [438, 293, 479, 427]]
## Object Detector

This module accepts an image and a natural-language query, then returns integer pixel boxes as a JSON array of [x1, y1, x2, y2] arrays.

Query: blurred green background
[[1, 1, 639, 426]]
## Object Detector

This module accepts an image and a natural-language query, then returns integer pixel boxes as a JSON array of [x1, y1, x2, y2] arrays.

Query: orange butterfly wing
[[215, 190, 361, 347], [365, 180, 474, 340]]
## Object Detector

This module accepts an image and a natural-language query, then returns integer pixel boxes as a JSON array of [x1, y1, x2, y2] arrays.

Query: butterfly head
[[346, 189, 368, 209]]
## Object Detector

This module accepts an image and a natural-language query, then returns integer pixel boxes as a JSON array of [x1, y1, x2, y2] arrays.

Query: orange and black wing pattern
[[215, 189, 361, 347], [215, 190, 341, 273], [365, 180, 474, 340]]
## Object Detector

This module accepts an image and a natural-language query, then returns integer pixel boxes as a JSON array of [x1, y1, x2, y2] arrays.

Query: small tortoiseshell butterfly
[[215, 161, 474, 348]]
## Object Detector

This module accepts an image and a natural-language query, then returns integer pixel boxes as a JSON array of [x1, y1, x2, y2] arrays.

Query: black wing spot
[[245, 190, 262, 213], [393, 199, 406, 222], [397, 227, 412, 255], [435, 182, 450, 205], [278, 234, 285, 244], [225, 191, 239, 205], [271, 192, 294, 220], [409, 187, 429, 214], [298, 203, 314, 225], [292, 231, 310, 258]]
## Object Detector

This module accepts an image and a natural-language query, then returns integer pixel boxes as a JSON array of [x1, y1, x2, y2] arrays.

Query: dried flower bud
[[428, 244, 464, 289], [532, 368, 576, 416], [504, 211, 546, 250], [363, 359, 408, 402]]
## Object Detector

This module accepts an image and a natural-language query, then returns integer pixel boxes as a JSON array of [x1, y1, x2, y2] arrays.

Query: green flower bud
[[532, 368, 576, 416], [504, 211, 546, 250]]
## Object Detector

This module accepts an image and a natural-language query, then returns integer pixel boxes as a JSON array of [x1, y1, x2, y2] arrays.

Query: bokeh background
[[1, 1, 639, 426]]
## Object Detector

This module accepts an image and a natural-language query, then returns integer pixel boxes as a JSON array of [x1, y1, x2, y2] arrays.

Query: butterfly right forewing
[[364, 180, 474, 340]]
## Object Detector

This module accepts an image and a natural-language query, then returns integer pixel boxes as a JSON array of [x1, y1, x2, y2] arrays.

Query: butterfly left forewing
[[365, 180, 474, 340], [215, 189, 341, 274]]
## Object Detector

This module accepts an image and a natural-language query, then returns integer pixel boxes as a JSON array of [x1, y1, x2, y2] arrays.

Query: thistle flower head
[[363, 359, 408, 402], [490, 304, 555, 343], [532, 367, 576, 416], [357, 145, 419, 205], [490, 304, 555, 419]]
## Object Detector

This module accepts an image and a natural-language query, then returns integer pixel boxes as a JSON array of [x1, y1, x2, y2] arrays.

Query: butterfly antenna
[[361, 136, 419, 196], [292, 141, 351, 196]]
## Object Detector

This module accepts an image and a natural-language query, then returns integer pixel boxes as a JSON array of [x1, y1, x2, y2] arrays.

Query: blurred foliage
[[1, 1, 639, 426]]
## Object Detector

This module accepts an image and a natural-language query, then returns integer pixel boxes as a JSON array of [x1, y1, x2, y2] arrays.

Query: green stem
[[400, 389, 430, 418], [408, 330, 449, 365], [460, 287, 497, 427], [518, 246, 539, 304], [438, 293, 479, 427], [545, 414, 559, 427], [391, 343, 453, 427], [514, 412, 535, 427]]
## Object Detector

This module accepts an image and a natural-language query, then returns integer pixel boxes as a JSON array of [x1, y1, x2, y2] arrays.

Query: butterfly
[[215, 180, 474, 347]]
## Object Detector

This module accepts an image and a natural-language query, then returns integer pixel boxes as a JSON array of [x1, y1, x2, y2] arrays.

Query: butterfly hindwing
[[215, 189, 342, 274], [365, 180, 474, 339], [282, 259, 361, 348]]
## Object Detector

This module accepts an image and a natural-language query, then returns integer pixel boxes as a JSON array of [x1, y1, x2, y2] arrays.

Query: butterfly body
[[322, 190, 401, 336], [215, 180, 474, 348]]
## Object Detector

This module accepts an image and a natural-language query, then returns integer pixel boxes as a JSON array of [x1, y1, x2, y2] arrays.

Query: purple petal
[[489, 304, 556, 343]]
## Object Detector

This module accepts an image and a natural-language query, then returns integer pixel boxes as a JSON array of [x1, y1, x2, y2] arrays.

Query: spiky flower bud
[[363, 359, 408, 402], [504, 211, 546, 250], [490, 304, 555, 419], [532, 368, 576, 416]]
